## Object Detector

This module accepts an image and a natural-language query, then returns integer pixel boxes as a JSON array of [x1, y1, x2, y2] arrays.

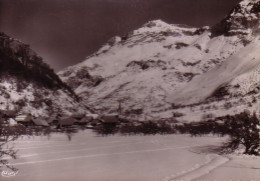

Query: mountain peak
[[239, 0, 260, 6], [133, 19, 198, 36], [212, 0, 260, 36], [230, 0, 260, 19], [143, 19, 170, 28]]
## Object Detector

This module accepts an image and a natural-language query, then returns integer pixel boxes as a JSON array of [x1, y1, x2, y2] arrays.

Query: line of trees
[[94, 111, 259, 155]]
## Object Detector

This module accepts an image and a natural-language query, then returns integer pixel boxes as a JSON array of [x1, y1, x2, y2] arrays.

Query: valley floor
[[1, 130, 259, 181]]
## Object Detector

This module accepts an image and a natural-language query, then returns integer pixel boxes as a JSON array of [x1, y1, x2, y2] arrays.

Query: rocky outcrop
[[211, 0, 260, 36]]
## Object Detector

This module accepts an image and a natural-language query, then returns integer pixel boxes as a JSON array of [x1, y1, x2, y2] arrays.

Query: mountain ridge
[[59, 0, 260, 121]]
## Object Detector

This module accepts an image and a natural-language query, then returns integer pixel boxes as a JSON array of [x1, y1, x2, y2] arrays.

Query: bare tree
[[223, 111, 260, 155], [0, 114, 26, 172]]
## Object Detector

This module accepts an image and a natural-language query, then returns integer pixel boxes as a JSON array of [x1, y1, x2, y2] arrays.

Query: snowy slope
[[59, 0, 260, 121], [169, 38, 260, 105]]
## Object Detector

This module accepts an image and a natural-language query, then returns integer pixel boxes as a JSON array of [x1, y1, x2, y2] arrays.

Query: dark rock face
[[211, 0, 260, 36], [126, 60, 167, 70], [61, 67, 104, 90]]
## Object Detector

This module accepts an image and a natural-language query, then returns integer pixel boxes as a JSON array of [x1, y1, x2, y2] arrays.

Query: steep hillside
[[59, 0, 260, 121], [0, 32, 85, 117]]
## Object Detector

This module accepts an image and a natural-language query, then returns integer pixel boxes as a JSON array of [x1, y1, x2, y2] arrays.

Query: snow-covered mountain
[[0, 32, 86, 117], [59, 0, 260, 122]]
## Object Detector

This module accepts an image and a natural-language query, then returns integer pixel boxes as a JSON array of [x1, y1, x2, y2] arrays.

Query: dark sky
[[0, 0, 240, 71]]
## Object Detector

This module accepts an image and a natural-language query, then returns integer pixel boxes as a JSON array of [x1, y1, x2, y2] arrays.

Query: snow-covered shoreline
[[195, 154, 260, 181]]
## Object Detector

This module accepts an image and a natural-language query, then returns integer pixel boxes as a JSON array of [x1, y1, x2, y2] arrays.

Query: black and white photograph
[[0, 0, 259, 180]]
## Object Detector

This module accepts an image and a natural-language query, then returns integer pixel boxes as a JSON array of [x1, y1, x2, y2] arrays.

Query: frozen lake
[[0, 130, 237, 181]]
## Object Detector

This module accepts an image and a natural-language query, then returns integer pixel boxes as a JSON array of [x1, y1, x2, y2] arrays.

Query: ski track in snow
[[157, 154, 229, 181]]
